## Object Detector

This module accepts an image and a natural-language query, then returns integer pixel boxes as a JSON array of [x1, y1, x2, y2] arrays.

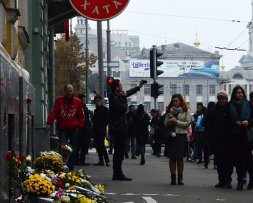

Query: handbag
[[246, 128, 253, 142]]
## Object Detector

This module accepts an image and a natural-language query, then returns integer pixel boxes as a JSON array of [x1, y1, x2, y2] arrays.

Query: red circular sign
[[69, 0, 129, 21]]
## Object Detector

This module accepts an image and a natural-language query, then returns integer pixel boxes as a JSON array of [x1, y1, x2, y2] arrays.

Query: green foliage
[[55, 34, 97, 97]]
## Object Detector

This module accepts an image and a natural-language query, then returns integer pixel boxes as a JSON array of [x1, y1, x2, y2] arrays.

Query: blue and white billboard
[[129, 59, 220, 78]]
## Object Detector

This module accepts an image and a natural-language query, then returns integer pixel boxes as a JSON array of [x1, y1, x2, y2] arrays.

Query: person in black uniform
[[109, 79, 146, 181], [93, 95, 110, 166], [134, 104, 150, 165], [77, 93, 92, 166]]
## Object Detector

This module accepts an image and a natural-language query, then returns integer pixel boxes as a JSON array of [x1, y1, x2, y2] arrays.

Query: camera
[[141, 80, 147, 84]]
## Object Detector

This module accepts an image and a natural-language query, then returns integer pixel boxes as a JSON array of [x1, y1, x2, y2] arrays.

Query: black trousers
[[214, 146, 233, 184], [153, 135, 162, 155], [231, 136, 247, 182], [246, 143, 253, 181], [77, 128, 90, 162], [94, 131, 109, 164], [112, 132, 126, 176]]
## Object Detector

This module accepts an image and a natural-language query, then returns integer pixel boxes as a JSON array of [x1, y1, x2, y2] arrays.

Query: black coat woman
[[109, 79, 145, 181]]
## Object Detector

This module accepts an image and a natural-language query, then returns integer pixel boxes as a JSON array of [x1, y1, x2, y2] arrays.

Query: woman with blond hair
[[164, 94, 191, 185]]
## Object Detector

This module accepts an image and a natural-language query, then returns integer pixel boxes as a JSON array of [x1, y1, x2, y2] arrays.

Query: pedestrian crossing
[[106, 192, 181, 203], [106, 193, 227, 202]]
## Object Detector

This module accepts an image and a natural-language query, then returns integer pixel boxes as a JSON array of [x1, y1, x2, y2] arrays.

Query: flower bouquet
[[60, 145, 72, 163], [34, 154, 64, 173], [23, 174, 55, 196], [6, 151, 108, 203], [51, 170, 107, 202], [5, 151, 31, 195]]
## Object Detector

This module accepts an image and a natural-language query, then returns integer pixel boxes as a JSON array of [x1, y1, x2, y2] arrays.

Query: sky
[[73, 0, 252, 71]]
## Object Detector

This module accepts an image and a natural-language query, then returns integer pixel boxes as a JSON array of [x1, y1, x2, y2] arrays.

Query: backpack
[[195, 115, 204, 132]]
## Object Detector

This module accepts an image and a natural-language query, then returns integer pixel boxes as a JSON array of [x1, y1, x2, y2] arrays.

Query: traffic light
[[150, 47, 164, 78], [107, 76, 114, 93], [151, 82, 163, 98], [107, 76, 114, 85]]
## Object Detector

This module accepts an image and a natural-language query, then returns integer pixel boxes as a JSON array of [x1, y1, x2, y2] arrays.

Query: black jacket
[[134, 112, 150, 143], [93, 105, 110, 133], [125, 112, 136, 138], [83, 105, 92, 129], [109, 86, 140, 134]]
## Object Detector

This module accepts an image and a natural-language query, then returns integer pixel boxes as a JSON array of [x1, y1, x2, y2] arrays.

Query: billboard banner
[[129, 59, 220, 78]]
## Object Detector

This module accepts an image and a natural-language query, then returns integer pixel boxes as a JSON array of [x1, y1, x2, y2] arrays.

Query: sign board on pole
[[69, 0, 130, 21], [129, 59, 220, 78], [103, 61, 120, 68]]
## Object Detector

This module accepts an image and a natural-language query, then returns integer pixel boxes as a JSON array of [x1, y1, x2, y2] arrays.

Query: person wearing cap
[[77, 93, 92, 166], [208, 90, 236, 189]]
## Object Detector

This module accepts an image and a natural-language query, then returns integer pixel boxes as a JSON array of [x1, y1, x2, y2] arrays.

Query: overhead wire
[[126, 10, 248, 24], [226, 28, 247, 47], [124, 10, 249, 53], [223, 39, 249, 57], [122, 9, 250, 70]]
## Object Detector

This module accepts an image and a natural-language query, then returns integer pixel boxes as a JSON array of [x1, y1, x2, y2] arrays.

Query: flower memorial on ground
[[6, 149, 108, 203], [34, 153, 64, 173], [61, 145, 73, 163]]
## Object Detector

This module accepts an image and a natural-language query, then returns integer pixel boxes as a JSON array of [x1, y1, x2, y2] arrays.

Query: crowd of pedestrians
[[46, 82, 253, 191]]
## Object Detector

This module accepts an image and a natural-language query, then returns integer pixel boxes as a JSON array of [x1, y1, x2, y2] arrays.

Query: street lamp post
[[106, 20, 111, 77], [85, 18, 89, 101], [97, 21, 104, 102]]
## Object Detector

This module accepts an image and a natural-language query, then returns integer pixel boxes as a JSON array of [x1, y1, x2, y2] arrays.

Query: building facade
[[127, 43, 222, 112], [74, 17, 223, 112], [0, 0, 35, 201]]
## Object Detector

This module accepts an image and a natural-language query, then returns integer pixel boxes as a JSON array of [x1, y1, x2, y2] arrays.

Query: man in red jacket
[[46, 84, 84, 171]]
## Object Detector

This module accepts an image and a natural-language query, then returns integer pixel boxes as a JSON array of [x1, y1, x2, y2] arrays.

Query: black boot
[[171, 174, 176, 185], [178, 174, 184, 185], [247, 180, 253, 190], [236, 182, 243, 191], [140, 157, 145, 165]]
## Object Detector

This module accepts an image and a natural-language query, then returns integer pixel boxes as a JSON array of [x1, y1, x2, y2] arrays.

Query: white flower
[[62, 145, 72, 153], [59, 173, 66, 178], [66, 145, 72, 153], [60, 195, 70, 203], [65, 183, 70, 188], [40, 173, 51, 181], [25, 155, 32, 162], [171, 132, 177, 138], [40, 151, 62, 158]]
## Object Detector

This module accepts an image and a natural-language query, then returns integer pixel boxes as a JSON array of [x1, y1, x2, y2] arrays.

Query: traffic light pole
[[150, 45, 164, 110], [152, 45, 157, 109], [97, 21, 104, 102], [85, 18, 89, 101], [106, 20, 111, 77]]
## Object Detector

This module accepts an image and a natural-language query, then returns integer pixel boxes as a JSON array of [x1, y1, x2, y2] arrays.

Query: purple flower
[[51, 177, 58, 184], [54, 189, 65, 200]]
